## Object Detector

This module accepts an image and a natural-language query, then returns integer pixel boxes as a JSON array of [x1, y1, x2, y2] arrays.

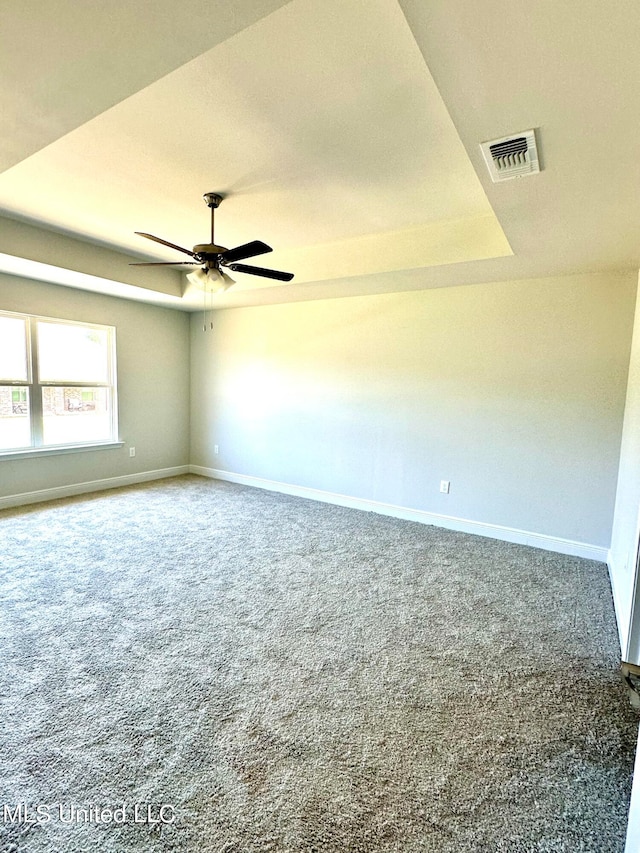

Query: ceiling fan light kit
[[131, 192, 294, 292], [186, 266, 235, 292]]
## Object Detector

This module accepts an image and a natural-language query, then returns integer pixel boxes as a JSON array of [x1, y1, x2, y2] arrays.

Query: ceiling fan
[[130, 192, 293, 291]]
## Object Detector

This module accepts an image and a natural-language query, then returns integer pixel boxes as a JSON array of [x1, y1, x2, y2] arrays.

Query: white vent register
[[480, 129, 540, 182]]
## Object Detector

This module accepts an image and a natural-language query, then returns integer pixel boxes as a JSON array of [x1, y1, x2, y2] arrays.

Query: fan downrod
[[198, 192, 227, 255]]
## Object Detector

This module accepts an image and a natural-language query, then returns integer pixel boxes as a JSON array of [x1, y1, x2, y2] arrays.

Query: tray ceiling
[[0, 0, 638, 309]]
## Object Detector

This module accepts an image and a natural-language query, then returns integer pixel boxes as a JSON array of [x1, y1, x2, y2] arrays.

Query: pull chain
[[203, 281, 207, 332]]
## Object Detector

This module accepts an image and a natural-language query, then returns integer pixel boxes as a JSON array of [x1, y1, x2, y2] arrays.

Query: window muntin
[[0, 312, 117, 453]]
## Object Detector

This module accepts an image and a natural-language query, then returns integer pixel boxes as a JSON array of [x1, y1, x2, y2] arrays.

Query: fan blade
[[219, 240, 272, 264], [227, 263, 293, 282], [129, 261, 199, 266], [135, 232, 197, 258]]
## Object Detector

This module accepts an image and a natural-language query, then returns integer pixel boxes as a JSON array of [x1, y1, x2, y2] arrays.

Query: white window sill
[[0, 441, 124, 461]]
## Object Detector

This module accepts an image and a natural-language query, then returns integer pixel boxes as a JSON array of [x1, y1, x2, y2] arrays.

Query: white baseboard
[[190, 466, 608, 563], [0, 466, 190, 510], [2, 462, 607, 564]]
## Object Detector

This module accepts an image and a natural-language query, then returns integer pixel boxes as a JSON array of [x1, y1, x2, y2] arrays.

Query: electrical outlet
[[129, 447, 136, 458], [214, 444, 219, 455], [439, 480, 450, 494]]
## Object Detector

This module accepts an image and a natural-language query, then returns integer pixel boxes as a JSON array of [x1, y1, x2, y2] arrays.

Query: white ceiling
[[1, 0, 639, 310]]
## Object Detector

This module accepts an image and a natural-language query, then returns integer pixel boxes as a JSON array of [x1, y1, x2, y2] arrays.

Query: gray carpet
[[0, 474, 637, 852]]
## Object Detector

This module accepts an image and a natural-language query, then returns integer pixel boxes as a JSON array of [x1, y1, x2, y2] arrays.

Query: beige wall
[[191, 272, 637, 548], [0, 274, 190, 499]]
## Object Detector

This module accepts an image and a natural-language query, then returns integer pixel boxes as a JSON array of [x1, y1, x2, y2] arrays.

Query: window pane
[[42, 387, 112, 445], [0, 386, 30, 449], [0, 316, 28, 380], [37, 322, 109, 383]]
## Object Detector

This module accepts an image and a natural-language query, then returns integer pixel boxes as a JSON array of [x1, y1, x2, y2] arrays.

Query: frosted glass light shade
[[186, 267, 235, 292]]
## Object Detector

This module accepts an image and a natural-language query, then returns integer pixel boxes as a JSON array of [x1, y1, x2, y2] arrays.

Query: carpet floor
[[0, 474, 637, 852]]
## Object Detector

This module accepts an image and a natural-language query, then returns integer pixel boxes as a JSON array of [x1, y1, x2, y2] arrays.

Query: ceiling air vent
[[480, 129, 540, 182]]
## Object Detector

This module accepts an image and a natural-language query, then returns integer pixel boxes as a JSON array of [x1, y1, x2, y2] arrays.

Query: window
[[0, 312, 118, 453]]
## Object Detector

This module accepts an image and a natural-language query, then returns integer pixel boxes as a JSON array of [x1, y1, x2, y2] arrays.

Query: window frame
[[0, 310, 121, 458]]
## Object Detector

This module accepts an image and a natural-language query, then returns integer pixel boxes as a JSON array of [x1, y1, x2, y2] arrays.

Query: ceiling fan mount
[[202, 192, 223, 209], [130, 192, 294, 285]]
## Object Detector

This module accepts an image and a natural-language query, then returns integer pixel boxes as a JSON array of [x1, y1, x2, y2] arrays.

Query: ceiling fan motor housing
[[193, 243, 229, 258]]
